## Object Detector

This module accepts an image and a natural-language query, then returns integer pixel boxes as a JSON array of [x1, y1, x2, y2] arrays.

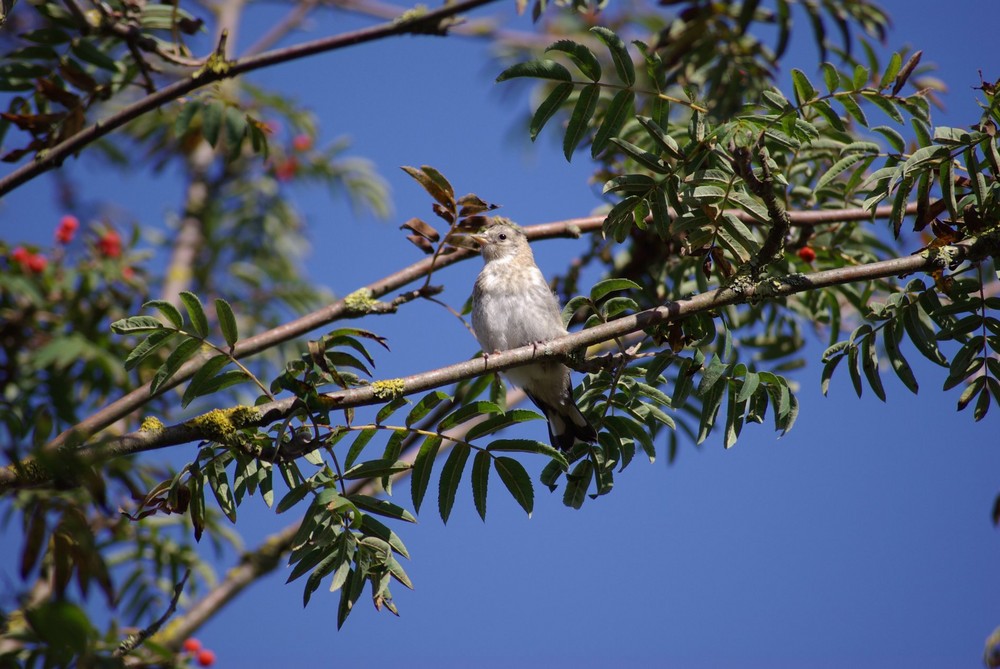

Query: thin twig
[[0, 0, 502, 198], [114, 569, 191, 658]]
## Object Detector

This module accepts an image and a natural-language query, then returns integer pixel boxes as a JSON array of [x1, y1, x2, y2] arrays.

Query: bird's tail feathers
[[526, 392, 598, 451]]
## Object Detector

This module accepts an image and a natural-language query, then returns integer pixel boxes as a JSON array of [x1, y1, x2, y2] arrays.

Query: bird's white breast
[[472, 259, 567, 353]]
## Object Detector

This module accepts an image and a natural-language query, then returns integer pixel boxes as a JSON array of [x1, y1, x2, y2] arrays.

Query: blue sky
[[2, 1, 999, 667]]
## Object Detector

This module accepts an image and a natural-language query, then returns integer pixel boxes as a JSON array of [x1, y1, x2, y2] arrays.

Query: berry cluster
[[182, 638, 216, 667], [6, 215, 130, 276]]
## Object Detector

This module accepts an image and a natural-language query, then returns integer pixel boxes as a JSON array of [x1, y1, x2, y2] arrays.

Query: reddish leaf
[[1, 111, 66, 133], [457, 193, 498, 217], [399, 217, 440, 242], [36, 78, 81, 108], [406, 235, 435, 254], [432, 202, 455, 223]]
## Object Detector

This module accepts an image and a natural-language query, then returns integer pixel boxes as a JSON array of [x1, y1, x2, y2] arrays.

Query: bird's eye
[[498, 233, 507, 241]]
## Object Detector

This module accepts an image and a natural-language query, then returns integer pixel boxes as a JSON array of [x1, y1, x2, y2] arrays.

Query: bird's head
[[464, 219, 530, 263]]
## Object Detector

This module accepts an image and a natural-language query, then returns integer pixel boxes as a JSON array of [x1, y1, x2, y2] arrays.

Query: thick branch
[[5, 233, 991, 491], [0, 0, 501, 199], [41, 204, 923, 455]]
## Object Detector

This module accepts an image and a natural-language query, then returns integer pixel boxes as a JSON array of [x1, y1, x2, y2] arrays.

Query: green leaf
[[609, 137, 670, 174], [335, 566, 365, 628], [636, 116, 683, 159], [545, 40, 601, 81], [178, 291, 209, 337], [150, 337, 203, 395], [438, 401, 502, 431], [562, 459, 593, 509], [438, 444, 470, 524], [276, 481, 312, 514], [215, 299, 239, 348], [838, 94, 868, 127], [879, 52, 903, 90], [939, 159, 959, 222], [360, 514, 410, 559], [822, 63, 840, 94], [471, 450, 490, 521], [563, 84, 600, 161], [342, 458, 411, 480], [821, 354, 842, 396], [592, 89, 633, 158], [465, 410, 543, 441], [873, 125, 905, 153], [791, 69, 817, 106], [110, 315, 168, 334], [207, 456, 237, 523], [411, 435, 442, 514], [201, 100, 223, 147], [485, 438, 567, 468], [405, 390, 450, 427], [143, 299, 184, 329], [883, 322, 918, 393], [603, 174, 658, 195], [494, 456, 533, 516], [344, 428, 377, 470], [223, 106, 247, 156], [174, 99, 201, 137], [530, 82, 573, 141], [696, 354, 728, 396], [589, 278, 641, 303], [375, 396, 409, 425], [349, 494, 417, 523], [124, 329, 175, 371], [180, 353, 230, 407], [590, 27, 635, 86], [811, 99, 844, 132], [71, 39, 118, 71], [957, 376, 986, 412], [736, 370, 760, 404], [815, 153, 869, 193], [861, 335, 886, 401], [862, 92, 904, 124], [496, 59, 572, 82]]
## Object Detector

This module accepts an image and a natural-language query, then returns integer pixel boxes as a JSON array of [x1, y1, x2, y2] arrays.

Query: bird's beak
[[450, 233, 488, 252]]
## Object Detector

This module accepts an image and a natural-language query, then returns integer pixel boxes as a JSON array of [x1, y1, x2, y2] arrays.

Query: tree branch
[[5, 232, 992, 491], [0, 0, 502, 199], [41, 204, 922, 455]]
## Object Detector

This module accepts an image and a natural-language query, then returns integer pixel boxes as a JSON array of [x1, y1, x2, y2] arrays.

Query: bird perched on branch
[[465, 219, 597, 451]]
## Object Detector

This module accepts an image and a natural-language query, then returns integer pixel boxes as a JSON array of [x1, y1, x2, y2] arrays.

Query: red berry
[[182, 638, 202, 653], [797, 246, 817, 263], [273, 157, 299, 182], [196, 649, 216, 667], [292, 133, 312, 152], [97, 229, 122, 258], [26, 253, 47, 273], [56, 215, 80, 244], [11, 246, 30, 265], [122, 266, 135, 280]]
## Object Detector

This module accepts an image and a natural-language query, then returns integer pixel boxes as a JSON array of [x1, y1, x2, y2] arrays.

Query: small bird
[[466, 219, 597, 451]]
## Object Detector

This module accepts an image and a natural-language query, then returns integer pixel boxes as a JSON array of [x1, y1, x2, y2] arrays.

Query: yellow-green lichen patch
[[371, 378, 405, 400], [186, 405, 261, 445], [343, 288, 379, 314], [140, 416, 165, 432]]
